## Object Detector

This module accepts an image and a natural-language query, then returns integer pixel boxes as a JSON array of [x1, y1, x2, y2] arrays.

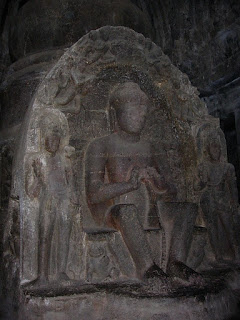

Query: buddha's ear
[[108, 107, 117, 133]]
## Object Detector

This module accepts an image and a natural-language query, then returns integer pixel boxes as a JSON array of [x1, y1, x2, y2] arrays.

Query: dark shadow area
[[220, 113, 240, 201]]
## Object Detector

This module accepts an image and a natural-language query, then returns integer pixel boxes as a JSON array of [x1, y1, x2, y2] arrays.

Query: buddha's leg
[[110, 204, 154, 279], [164, 203, 202, 283]]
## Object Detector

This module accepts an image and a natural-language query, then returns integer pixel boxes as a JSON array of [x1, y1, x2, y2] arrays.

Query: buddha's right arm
[[85, 138, 138, 204]]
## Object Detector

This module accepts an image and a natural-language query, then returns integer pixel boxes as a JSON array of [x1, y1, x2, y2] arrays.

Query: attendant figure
[[26, 129, 77, 284], [195, 133, 239, 262]]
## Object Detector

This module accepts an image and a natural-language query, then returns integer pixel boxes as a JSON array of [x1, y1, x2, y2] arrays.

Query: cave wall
[[0, 0, 240, 317]]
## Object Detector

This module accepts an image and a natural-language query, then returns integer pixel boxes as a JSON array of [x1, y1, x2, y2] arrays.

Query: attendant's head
[[45, 129, 61, 154], [207, 135, 221, 161]]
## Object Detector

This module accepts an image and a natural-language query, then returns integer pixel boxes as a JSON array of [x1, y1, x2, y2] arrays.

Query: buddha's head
[[109, 82, 149, 135]]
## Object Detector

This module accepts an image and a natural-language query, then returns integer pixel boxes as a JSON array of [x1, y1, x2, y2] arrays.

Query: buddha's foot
[[23, 276, 49, 288], [144, 264, 169, 286], [168, 260, 206, 287], [58, 272, 70, 281]]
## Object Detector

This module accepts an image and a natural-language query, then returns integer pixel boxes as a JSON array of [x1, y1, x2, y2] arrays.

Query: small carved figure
[[195, 133, 239, 262], [25, 129, 77, 285], [85, 82, 198, 282], [87, 242, 118, 282]]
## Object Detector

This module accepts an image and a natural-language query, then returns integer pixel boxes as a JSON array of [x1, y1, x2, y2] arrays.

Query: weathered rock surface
[[1, 1, 240, 193], [0, 1, 240, 319], [2, 25, 239, 319], [8, 0, 153, 62]]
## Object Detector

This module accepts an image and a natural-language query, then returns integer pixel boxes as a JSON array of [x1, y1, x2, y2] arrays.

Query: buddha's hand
[[139, 167, 160, 184], [145, 167, 160, 179]]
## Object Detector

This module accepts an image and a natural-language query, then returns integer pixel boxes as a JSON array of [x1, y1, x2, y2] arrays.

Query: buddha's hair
[[109, 82, 149, 110]]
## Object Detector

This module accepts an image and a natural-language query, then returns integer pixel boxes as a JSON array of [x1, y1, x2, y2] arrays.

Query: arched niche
[[12, 26, 225, 284]]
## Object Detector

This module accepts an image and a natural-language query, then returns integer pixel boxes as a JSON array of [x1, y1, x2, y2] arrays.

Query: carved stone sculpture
[[195, 131, 239, 262], [25, 112, 77, 284], [6, 26, 240, 319], [85, 82, 175, 280], [85, 81, 203, 284]]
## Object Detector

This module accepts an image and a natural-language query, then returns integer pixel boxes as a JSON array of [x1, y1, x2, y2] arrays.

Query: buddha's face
[[45, 133, 61, 153], [116, 101, 148, 134], [115, 93, 148, 135]]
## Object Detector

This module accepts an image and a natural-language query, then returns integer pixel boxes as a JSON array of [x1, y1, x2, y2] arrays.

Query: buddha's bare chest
[[106, 142, 152, 179]]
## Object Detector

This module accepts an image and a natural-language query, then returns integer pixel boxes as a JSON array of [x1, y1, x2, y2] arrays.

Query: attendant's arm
[[25, 157, 43, 199], [85, 138, 139, 204], [193, 162, 208, 191], [65, 161, 79, 205]]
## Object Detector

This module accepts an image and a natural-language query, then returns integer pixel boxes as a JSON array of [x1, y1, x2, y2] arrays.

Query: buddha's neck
[[117, 129, 140, 142]]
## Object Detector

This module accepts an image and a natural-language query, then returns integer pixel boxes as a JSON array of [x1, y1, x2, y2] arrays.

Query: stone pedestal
[[20, 269, 240, 320]]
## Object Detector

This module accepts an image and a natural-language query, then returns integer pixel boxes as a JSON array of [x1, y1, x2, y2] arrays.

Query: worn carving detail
[[194, 129, 239, 263], [8, 26, 240, 319], [23, 109, 79, 284], [85, 82, 178, 281]]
